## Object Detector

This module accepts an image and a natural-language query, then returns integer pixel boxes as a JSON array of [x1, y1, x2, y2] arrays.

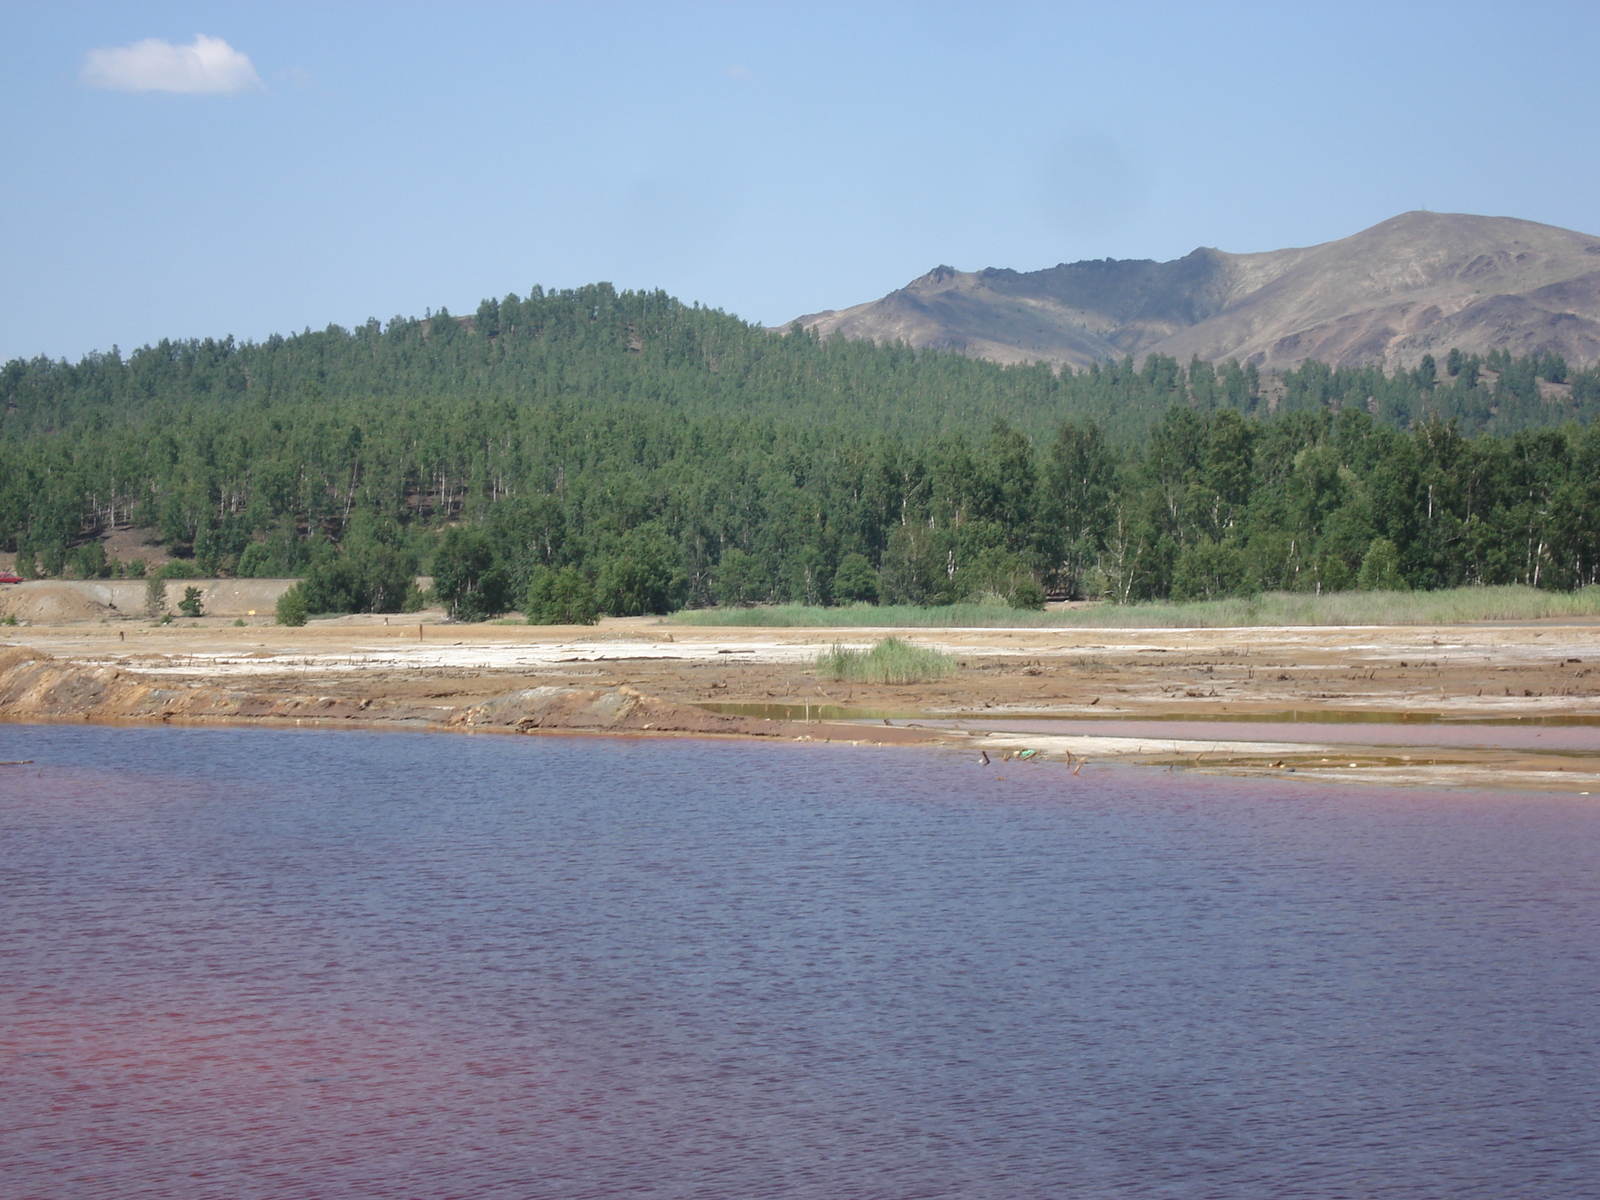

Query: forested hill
[[6, 283, 1600, 618], [6, 283, 1600, 443]]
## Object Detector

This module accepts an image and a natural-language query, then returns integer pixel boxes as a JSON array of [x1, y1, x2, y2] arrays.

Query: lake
[[2, 724, 1597, 1199]]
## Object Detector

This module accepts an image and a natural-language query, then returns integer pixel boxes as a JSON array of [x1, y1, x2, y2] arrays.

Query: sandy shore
[[4, 611, 1600, 792]]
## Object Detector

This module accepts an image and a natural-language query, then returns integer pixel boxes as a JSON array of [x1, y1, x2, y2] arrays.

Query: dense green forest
[[3, 284, 1599, 618], [7, 284, 1598, 441]]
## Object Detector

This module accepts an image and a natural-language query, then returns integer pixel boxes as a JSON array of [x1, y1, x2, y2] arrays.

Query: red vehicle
[[0, 572, 22, 584]]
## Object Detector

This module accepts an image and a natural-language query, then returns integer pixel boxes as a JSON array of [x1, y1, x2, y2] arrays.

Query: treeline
[[4, 390, 1599, 619], [5, 284, 1599, 446]]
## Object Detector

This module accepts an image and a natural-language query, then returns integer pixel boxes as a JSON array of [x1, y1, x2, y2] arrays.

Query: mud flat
[[4, 612, 1600, 791]]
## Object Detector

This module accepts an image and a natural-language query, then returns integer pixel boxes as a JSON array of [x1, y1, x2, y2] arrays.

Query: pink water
[[3, 725, 1598, 1198]]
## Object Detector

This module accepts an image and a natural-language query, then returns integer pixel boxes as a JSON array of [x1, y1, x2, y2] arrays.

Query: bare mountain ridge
[[792, 212, 1600, 371]]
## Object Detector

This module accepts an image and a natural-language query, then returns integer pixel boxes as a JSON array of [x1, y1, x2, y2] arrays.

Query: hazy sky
[[4, 1, 1599, 363]]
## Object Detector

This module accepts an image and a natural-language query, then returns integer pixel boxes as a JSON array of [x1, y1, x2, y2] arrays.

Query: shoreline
[[5, 614, 1600, 793], [5, 703, 1596, 796]]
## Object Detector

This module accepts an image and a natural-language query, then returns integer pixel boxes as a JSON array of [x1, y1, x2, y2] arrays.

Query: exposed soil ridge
[[0, 645, 846, 740], [446, 684, 776, 736], [7, 631, 1600, 792], [0, 645, 399, 725]]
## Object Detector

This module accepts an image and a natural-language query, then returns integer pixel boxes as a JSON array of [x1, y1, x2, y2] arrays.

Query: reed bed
[[675, 585, 1600, 629], [678, 602, 1041, 629], [815, 637, 957, 684]]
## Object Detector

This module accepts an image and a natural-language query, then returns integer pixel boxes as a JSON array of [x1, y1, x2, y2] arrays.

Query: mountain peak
[[792, 213, 1600, 370]]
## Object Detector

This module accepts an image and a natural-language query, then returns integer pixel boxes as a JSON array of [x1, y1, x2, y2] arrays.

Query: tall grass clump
[[678, 603, 1057, 629], [679, 585, 1600, 630], [1074, 585, 1600, 627], [816, 637, 957, 684]]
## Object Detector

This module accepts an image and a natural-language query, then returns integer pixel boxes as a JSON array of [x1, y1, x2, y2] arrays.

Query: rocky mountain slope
[[791, 212, 1600, 371]]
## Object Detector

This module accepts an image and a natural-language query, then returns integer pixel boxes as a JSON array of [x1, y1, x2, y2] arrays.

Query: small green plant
[[159, 612, 174, 625], [233, 617, 246, 627], [177, 586, 205, 618], [275, 584, 308, 627], [127, 558, 147, 579], [816, 636, 956, 684], [1, 613, 17, 626], [144, 576, 167, 618]]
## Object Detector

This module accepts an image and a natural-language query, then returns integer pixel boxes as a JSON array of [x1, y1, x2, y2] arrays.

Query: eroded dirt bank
[[4, 614, 1600, 791], [0, 645, 942, 747]]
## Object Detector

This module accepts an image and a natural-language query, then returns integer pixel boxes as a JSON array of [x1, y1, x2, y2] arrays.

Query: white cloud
[[81, 34, 263, 95]]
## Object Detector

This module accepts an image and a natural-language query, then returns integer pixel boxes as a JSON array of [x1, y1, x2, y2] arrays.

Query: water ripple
[[2, 725, 1597, 1198]]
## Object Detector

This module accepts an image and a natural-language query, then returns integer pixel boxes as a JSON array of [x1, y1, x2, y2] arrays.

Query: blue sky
[[4, 1, 1599, 363]]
